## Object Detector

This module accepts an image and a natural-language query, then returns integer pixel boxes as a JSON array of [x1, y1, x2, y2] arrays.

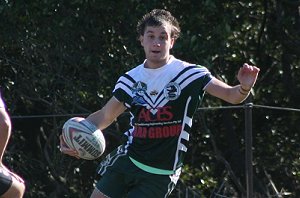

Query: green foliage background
[[0, 0, 299, 197]]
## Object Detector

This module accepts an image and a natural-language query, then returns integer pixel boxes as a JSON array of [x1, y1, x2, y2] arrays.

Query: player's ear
[[169, 37, 175, 49], [139, 35, 144, 47]]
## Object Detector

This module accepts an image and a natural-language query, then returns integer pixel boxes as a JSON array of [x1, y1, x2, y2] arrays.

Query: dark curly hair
[[137, 9, 181, 40]]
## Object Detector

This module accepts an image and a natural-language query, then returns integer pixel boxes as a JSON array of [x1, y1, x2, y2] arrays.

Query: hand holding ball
[[61, 117, 106, 160]]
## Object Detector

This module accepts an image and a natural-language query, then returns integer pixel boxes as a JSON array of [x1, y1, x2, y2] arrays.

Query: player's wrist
[[240, 85, 252, 92], [239, 85, 251, 95]]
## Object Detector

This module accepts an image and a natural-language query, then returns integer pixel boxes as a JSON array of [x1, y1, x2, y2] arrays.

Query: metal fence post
[[245, 102, 253, 198]]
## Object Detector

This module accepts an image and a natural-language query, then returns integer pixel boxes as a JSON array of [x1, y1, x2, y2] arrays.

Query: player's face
[[140, 23, 174, 69]]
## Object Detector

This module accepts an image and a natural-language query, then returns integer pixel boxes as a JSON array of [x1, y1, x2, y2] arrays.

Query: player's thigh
[[94, 170, 127, 198], [127, 173, 177, 198], [90, 187, 111, 198]]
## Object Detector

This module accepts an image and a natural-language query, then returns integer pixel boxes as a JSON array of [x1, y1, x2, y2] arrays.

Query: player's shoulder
[[193, 64, 210, 72], [126, 63, 143, 75], [119, 64, 142, 81], [172, 57, 209, 72]]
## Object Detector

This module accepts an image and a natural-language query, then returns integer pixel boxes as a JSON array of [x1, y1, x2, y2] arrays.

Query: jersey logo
[[131, 81, 147, 106], [164, 82, 181, 100], [132, 96, 147, 106], [132, 81, 147, 96], [150, 90, 158, 96]]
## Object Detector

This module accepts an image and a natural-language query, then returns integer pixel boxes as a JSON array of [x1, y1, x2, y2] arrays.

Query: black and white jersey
[[113, 56, 213, 171]]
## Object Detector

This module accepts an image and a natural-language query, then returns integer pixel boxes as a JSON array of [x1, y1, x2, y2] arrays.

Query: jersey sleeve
[[195, 65, 213, 89], [112, 74, 135, 108], [202, 73, 213, 90]]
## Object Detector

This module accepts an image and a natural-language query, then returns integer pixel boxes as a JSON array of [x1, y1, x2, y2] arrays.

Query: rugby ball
[[62, 117, 106, 160]]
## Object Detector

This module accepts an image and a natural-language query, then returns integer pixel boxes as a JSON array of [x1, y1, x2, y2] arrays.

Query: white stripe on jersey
[[173, 96, 192, 170], [113, 76, 134, 96]]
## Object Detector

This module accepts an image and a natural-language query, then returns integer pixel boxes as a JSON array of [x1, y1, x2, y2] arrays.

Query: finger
[[59, 141, 80, 159], [61, 148, 80, 159], [252, 66, 260, 73], [244, 63, 260, 70], [242, 64, 261, 75], [59, 134, 80, 159], [59, 135, 73, 150], [60, 144, 77, 154], [59, 135, 67, 146], [59, 135, 74, 152]]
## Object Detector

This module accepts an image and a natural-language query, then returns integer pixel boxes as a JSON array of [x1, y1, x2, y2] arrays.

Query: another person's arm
[[0, 97, 11, 165], [0, 96, 25, 198]]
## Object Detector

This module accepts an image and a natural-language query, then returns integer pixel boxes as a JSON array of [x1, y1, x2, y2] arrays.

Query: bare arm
[[0, 98, 11, 164], [86, 96, 127, 130], [205, 63, 260, 104], [60, 96, 127, 158]]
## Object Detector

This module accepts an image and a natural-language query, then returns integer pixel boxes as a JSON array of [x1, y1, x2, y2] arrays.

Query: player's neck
[[144, 56, 171, 69]]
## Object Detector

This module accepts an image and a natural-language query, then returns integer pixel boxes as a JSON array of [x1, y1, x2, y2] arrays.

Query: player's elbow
[[229, 97, 248, 104], [0, 117, 11, 133]]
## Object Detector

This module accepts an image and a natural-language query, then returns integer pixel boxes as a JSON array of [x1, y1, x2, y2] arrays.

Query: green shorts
[[96, 145, 181, 198]]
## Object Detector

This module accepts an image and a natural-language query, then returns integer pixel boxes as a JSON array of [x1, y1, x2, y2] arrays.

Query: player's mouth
[[151, 50, 160, 54]]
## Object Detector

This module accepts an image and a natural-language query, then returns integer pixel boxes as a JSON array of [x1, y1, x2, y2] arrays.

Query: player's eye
[[148, 35, 155, 39], [159, 35, 168, 41]]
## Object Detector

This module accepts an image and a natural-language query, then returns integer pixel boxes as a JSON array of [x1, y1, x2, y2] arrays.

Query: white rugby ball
[[62, 117, 106, 160]]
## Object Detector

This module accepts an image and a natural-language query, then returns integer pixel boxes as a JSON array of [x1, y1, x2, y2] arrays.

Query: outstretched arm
[[205, 63, 260, 104], [60, 96, 127, 158], [86, 96, 127, 130]]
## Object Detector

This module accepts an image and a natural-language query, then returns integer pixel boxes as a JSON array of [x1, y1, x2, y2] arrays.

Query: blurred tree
[[0, 0, 299, 197]]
